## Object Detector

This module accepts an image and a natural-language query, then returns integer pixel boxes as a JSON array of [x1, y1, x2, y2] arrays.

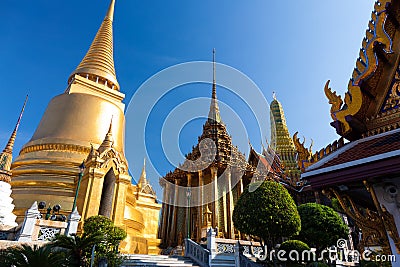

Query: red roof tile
[[306, 129, 400, 172]]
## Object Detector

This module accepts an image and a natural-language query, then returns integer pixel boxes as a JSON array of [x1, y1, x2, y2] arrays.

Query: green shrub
[[279, 240, 312, 263], [233, 181, 301, 247]]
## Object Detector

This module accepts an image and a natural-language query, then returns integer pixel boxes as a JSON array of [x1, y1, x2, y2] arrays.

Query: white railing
[[234, 242, 264, 267], [185, 238, 210, 267]]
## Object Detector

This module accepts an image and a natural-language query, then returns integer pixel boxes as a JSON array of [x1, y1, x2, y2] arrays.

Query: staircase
[[209, 253, 235, 267], [121, 254, 201, 267]]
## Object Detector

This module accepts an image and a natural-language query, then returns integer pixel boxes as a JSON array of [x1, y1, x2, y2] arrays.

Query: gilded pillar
[[170, 179, 179, 244], [211, 167, 219, 230], [165, 181, 173, 243], [197, 170, 203, 241], [160, 182, 168, 241], [226, 168, 235, 238], [112, 174, 130, 226], [222, 175, 228, 235], [239, 176, 243, 195], [78, 170, 105, 220]]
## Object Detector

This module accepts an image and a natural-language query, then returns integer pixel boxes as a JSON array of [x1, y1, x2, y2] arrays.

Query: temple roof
[[0, 96, 27, 183], [164, 51, 251, 178], [303, 128, 400, 187], [68, 0, 119, 90], [248, 144, 284, 181]]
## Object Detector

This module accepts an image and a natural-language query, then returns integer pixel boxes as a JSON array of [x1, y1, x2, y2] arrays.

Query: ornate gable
[[85, 143, 129, 175], [325, 0, 400, 140]]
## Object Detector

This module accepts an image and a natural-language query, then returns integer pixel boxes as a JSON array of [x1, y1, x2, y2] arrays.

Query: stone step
[[121, 254, 200, 267], [210, 254, 236, 267]]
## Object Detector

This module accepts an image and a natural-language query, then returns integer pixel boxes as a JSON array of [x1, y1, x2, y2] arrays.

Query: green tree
[[52, 233, 104, 266], [297, 203, 348, 252], [279, 240, 311, 265], [233, 180, 301, 247], [83, 215, 127, 266], [0, 244, 67, 267]]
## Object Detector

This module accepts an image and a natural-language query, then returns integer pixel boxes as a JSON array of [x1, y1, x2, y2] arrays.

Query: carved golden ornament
[[324, 80, 343, 120], [0, 172, 11, 183], [353, 0, 392, 83], [381, 205, 400, 253], [383, 72, 400, 110], [325, 0, 392, 135], [323, 189, 391, 255], [292, 132, 313, 170], [85, 144, 128, 176], [325, 80, 363, 135], [10, 180, 75, 189], [20, 143, 91, 155]]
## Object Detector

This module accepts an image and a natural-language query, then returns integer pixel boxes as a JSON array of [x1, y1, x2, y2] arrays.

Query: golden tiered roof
[[68, 0, 119, 90]]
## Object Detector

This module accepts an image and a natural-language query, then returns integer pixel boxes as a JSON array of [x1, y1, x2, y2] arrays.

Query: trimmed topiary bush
[[233, 180, 301, 247], [279, 240, 311, 264]]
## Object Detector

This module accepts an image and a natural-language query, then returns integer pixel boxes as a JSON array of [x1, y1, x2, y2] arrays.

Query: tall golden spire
[[138, 158, 147, 188], [3, 96, 27, 155], [0, 96, 27, 182], [208, 48, 221, 123], [270, 95, 301, 181], [68, 0, 119, 91]]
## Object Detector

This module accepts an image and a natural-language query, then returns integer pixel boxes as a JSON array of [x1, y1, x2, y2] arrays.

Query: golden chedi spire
[[270, 93, 301, 181], [0, 96, 27, 183], [68, 0, 119, 91], [11, 0, 128, 222]]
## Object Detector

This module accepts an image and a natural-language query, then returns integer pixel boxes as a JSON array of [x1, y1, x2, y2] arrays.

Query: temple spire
[[138, 158, 147, 188], [105, 0, 115, 22], [208, 48, 221, 123], [0, 96, 27, 183], [98, 119, 114, 153], [3, 95, 28, 155], [68, 0, 119, 91], [270, 96, 301, 181]]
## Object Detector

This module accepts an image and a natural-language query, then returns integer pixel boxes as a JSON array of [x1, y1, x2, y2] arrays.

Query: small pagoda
[[159, 51, 274, 246]]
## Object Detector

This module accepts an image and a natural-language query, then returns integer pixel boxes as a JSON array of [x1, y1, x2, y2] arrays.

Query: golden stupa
[[10, 0, 161, 254]]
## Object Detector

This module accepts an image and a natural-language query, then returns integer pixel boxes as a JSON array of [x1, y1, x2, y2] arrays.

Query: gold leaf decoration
[[324, 80, 343, 120]]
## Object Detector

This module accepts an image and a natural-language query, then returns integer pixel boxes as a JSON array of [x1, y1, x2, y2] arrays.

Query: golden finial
[[68, 0, 119, 91], [105, 0, 115, 22], [213, 48, 216, 90], [272, 91, 277, 100], [208, 48, 221, 123], [4, 95, 28, 154]]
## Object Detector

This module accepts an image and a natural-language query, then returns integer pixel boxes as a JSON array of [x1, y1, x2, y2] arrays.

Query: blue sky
[[1, 0, 374, 198]]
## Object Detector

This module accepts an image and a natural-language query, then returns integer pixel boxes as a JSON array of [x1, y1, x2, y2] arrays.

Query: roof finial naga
[[293, 132, 313, 171], [324, 0, 392, 136]]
